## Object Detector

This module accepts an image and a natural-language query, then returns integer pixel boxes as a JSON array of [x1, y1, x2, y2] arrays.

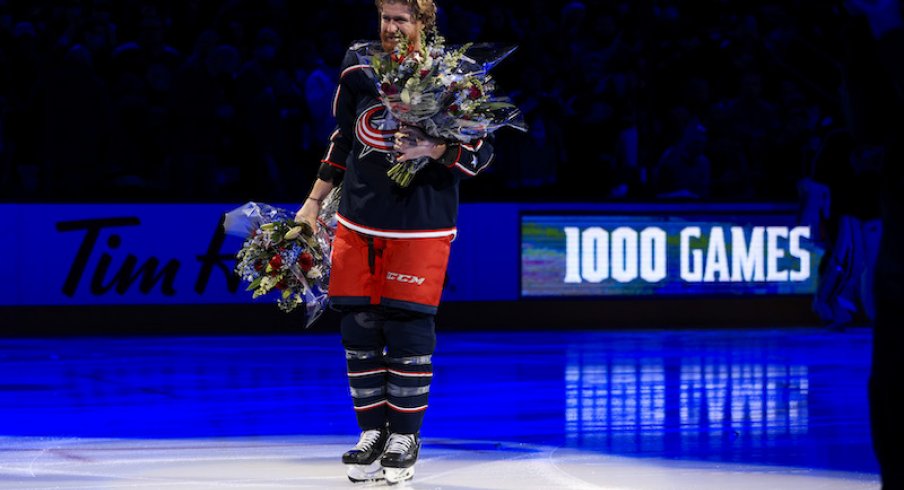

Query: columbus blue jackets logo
[[355, 104, 397, 158]]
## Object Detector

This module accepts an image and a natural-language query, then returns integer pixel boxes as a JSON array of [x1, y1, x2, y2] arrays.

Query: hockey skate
[[380, 433, 420, 485], [343, 428, 387, 483]]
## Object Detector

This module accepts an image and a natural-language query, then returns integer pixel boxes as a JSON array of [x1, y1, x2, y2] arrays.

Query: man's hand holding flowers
[[294, 179, 336, 232], [394, 125, 447, 162], [295, 199, 320, 231]]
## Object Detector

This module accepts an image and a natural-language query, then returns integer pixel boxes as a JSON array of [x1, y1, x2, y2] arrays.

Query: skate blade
[[347, 461, 384, 484], [383, 466, 414, 485]]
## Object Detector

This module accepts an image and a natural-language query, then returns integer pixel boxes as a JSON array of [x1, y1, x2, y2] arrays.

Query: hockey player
[[294, 0, 494, 484]]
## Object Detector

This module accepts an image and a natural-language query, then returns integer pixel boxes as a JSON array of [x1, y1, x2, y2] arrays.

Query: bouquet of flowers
[[223, 188, 340, 327], [365, 32, 527, 186]]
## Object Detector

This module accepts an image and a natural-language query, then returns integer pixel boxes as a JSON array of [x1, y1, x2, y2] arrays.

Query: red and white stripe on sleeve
[[440, 138, 495, 179]]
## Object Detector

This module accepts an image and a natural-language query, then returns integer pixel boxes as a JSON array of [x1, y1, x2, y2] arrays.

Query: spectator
[[0, 0, 864, 204], [167, 43, 240, 200], [651, 118, 711, 199], [39, 43, 110, 200]]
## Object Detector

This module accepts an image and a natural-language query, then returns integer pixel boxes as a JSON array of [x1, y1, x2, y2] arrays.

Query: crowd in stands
[[0, 0, 888, 205]]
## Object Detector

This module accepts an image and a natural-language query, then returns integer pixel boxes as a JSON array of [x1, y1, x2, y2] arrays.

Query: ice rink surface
[[0, 328, 881, 488]]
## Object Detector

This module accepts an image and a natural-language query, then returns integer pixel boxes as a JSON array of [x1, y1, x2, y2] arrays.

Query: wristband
[[436, 143, 461, 167]]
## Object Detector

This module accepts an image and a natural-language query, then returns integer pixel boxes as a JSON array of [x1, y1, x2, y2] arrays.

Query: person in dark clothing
[[293, 0, 494, 484], [845, 1, 904, 488]]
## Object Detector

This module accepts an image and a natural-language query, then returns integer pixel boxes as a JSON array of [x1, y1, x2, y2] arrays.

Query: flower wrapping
[[363, 33, 527, 186], [223, 188, 340, 327]]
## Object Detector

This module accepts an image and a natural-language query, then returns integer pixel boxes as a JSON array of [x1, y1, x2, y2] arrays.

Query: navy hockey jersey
[[317, 41, 495, 238]]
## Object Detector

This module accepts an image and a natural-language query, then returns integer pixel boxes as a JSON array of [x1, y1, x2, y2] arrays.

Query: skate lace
[[354, 429, 383, 451], [385, 433, 415, 454]]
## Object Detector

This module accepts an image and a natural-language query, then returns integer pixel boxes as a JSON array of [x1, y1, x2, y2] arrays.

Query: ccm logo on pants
[[387, 272, 426, 285]]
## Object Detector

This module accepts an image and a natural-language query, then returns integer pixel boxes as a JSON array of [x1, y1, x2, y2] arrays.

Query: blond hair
[[375, 0, 438, 30]]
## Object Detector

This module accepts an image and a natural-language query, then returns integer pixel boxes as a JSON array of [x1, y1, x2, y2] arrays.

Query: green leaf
[[246, 276, 263, 291], [482, 102, 517, 110]]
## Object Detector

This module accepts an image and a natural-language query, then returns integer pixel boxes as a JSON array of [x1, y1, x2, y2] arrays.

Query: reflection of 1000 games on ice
[[521, 215, 823, 297]]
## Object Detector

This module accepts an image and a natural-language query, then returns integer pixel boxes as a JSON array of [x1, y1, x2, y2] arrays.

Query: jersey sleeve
[[434, 136, 496, 179], [318, 47, 371, 184]]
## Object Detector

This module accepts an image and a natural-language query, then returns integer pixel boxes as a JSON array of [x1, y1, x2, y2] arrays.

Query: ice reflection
[[566, 352, 809, 453], [679, 362, 809, 438]]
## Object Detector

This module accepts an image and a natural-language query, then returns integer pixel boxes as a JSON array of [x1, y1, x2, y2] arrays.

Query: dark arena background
[[1, 0, 899, 488]]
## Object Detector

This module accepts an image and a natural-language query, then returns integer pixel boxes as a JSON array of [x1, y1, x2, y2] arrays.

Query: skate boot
[[342, 428, 387, 483], [380, 433, 420, 485]]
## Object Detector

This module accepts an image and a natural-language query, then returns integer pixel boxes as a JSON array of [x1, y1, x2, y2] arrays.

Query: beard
[[381, 33, 403, 52]]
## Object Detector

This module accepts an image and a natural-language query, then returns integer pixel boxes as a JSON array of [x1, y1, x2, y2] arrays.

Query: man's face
[[380, 1, 423, 52]]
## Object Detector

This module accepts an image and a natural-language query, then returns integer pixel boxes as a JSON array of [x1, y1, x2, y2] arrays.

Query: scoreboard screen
[[521, 214, 822, 297]]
